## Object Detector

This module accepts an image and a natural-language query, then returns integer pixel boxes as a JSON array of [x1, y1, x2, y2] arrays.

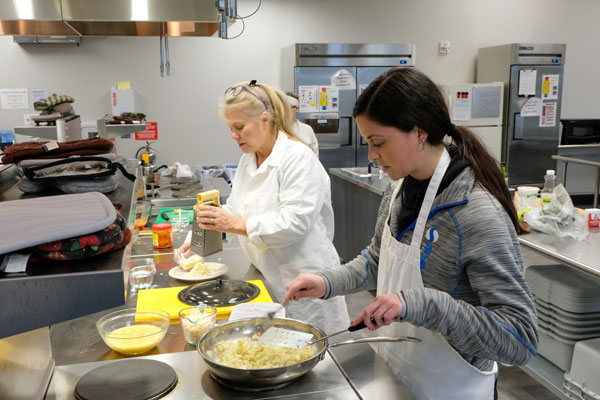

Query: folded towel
[[161, 162, 194, 178], [1, 137, 114, 164]]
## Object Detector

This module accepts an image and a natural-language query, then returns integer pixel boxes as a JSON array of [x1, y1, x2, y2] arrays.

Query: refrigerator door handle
[[513, 114, 525, 140]]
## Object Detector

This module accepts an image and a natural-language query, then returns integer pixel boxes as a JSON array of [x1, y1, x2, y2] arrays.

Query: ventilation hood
[[0, 0, 226, 37]]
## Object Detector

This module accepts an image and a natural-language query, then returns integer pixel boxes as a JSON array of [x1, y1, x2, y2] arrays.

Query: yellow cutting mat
[[136, 280, 273, 322]]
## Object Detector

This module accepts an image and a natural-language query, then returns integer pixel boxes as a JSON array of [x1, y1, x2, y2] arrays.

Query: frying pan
[[197, 317, 420, 388]]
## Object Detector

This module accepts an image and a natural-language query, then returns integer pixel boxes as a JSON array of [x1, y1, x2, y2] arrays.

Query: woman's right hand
[[283, 273, 327, 303]]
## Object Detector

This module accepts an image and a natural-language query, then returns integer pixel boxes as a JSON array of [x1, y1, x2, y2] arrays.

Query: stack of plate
[[525, 265, 600, 372]]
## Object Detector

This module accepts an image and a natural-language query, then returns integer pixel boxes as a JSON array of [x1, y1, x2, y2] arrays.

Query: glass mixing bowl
[[96, 308, 170, 355]]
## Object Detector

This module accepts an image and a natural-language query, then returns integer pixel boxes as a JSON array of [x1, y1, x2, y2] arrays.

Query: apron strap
[[410, 148, 451, 250]]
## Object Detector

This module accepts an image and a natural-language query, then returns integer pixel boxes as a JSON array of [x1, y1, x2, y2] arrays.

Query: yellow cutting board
[[136, 280, 273, 322]]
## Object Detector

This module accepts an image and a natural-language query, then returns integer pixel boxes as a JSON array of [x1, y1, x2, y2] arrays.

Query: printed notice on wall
[[472, 85, 502, 118], [331, 69, 356, 90], [539, 102, 557, 127], [0, 88, 29, 109], [518, 70, 537, 96], [541, 74, 559, 100], [31, 90, 46, 103], [521, 97, 542, 117], [318, 86, 339, 112], [299, 85, 318, 113], [452, 94, 471, 121]]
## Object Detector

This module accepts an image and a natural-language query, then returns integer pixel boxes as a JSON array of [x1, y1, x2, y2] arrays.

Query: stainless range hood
[[0, 0, 226, 37]]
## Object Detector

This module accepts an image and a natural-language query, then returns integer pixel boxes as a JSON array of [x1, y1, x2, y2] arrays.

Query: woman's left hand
[[351, 294, 403, 331], [195, 205, 247, 235]]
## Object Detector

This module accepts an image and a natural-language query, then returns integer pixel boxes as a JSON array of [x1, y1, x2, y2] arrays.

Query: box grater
[[190, 190, 223, 256]]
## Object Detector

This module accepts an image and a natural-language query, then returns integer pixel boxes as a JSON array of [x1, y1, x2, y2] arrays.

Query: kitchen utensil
[[197, 317, 421, 389], [191, 190, 223, 256], [136, 280, 273, 321], [178, 279, 259, 308], [96, 308, 170, 355], [258, 319, 368, 349]]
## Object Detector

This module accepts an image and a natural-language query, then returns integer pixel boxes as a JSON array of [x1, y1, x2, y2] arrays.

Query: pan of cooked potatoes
[[197, 317, 420, 389]]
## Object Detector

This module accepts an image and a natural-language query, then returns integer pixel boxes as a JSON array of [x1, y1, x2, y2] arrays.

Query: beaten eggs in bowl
[[96, 308, 170, 355]]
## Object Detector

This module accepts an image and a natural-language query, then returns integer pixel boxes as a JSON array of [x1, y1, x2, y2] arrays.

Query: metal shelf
[[97, 119, 146, 139], [14, 125, 61, 140], [520, 355, 570, 400]]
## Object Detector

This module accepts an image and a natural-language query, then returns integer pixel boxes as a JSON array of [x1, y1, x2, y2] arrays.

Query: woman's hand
[[283, 273, 327, 303], [351, 294, 403, 330], [195, 205, 247, 236], [177, 240, 193, 258]]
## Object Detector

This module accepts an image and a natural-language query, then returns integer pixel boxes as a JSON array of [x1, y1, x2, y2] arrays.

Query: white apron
[[376, 148, 497, 400]]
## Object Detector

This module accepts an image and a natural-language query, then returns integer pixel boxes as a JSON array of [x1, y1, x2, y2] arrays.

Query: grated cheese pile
[[214, 337, 316, 369]]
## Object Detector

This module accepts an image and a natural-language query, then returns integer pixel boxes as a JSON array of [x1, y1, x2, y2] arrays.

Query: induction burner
[[178, 279, 260, 307], [74, 359, 177, 400], [210, 372, 301, 392]]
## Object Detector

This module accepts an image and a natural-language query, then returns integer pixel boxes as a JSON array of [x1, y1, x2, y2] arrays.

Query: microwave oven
[[560, 119, 600, 145]]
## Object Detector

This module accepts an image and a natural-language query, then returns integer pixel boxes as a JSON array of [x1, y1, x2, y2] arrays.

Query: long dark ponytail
[[353, 67, 526, 234]]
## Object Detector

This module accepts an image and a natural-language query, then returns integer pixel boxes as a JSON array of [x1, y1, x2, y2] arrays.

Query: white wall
[[0, 0, 598, 167]]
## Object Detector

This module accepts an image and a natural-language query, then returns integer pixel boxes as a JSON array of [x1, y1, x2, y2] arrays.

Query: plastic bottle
[[541, 169, 556, 204]]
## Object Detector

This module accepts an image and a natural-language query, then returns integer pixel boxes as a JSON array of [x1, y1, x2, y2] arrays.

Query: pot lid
[[178, 279, 259, 308]]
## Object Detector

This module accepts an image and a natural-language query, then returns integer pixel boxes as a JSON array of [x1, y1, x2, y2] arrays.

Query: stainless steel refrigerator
[[477, 43, 566, 186], [294, 43, 416, 170]]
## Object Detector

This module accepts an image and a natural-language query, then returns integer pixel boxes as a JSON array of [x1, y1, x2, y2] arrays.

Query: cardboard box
[[110, 88, 135, 116]]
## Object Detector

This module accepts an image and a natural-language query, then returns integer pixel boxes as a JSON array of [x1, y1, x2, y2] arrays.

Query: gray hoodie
[[322, 167, 538, 371]]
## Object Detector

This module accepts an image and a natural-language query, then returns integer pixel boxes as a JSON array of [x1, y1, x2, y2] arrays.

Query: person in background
[[284, 68, 538, 399], [179, 80, 349, 334], [285, 91, 319, 157]]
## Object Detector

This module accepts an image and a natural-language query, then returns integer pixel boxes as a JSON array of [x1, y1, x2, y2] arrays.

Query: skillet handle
[[328, 336, 421, 348], [348, 321, 367, 332]]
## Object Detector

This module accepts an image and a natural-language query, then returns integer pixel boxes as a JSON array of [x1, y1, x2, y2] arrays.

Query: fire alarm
[[439, 41, 451, 54]]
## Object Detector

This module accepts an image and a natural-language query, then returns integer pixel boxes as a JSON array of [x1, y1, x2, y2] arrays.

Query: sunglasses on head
[[224, 80, 268, 110]]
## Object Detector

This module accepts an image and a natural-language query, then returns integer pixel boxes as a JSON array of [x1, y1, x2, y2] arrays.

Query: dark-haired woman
[[284, 68, 538, 399]]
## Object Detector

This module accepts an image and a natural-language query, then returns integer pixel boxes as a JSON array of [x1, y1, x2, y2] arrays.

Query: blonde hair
[[219, 81, 298, 141]]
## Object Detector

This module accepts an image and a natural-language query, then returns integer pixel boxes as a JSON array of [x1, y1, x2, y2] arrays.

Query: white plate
[[168, 262, 229, 282]]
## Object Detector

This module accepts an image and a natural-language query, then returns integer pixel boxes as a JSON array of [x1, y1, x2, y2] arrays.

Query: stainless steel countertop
[[46, 349, 358, 400], [519, 229, 600, 277], [329, 168, 393, 196], [47, 219, 413, 399]]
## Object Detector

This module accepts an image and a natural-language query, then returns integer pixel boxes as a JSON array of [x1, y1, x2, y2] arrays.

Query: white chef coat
[[293, 121, 319, 157], [223, 131, 349, 333]]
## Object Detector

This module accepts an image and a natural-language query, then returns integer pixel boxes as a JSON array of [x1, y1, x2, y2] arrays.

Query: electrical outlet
[[439, 41, 451, 54]]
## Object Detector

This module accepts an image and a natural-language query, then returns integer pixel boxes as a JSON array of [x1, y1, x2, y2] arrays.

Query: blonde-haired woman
[[180, 80, 350, 333]]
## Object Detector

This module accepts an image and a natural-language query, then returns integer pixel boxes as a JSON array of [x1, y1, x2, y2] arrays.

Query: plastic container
[[96, 308, 170, 355], [537, 324, 577, 371], [517, 186, 539, 209], [152, 223, 173, 249], [541, 170, 556, 205], [525, 265, 600, 313], [178, 306, 217, 345], [564, 338, 600, 400], [535, 298, 600, 322]]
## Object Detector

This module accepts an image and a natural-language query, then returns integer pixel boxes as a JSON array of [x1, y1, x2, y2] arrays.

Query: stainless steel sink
[[341, 167, 376, 178]]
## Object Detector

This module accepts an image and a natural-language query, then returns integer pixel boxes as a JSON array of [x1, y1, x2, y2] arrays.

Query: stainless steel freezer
[[295, 43, 416, 170], [477, 43, 566, 186]]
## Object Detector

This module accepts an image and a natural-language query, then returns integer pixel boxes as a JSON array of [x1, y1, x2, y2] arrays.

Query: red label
[[112, 92, 117, 106], [135, 122, 158, 140]]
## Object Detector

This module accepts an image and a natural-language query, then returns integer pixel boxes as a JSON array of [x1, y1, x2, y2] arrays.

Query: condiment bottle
[[152, 223, 173, 249], [541, 169, 556, 205]]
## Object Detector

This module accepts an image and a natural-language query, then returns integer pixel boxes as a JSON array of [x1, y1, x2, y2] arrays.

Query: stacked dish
[[525, 264, 600, 372], [563, 338, 600, 400]]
